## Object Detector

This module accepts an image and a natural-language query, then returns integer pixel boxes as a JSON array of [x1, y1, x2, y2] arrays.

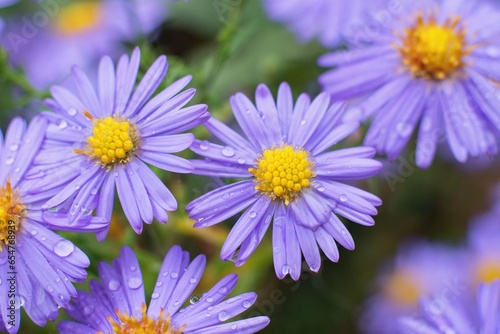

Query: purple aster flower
[[360, 241, 469, 334], [1, 0, 168, 88], [0, 117, 101, 334], [319, 0, 500, 169], [263, 0, 382, 47], [58, 245, 270, 334], [29, 47, 209, 239], [399, 279, 500, 333], [186, 82, 382, 280]]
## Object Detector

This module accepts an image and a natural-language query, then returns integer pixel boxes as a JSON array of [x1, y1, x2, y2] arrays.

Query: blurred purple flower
[[187, 82, 382, 280], [360, 241, 469, 334], [319, 0, 500, 168], [28, 47, 209, 239], [399, 279, 500, 333], [0, 0, 17, 8], [262, 0, 381, 47], [0, 117, 101, 334], [1, 0, 168, 89], [58, 245, 270, 334]]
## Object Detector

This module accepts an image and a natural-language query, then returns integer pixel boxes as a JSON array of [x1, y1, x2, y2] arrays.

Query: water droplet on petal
[[221, 146, 235, 157], [237, 157, 246, 164], [249, 211, 257, 218], [199, 140, 210, 150], [151, 292, 160, 300], [47, 285, 54, 292], [57, 120, 68, 129], [339, 194, 348, 202], [189, 277, 197, 284], [170, 272, 179, 279], [218, 311, 230, 321], [108, 280, 121, 291], [396, 122, 413, 138], [82, 305, 94, 315], [127, 277, 143, 289], [243, 301, 252, 308], [281, 265, 291, 276], [9, 144, 19, 151], [54, 240, 75, 257], [5, 157, 14, 165], [67, 108, 77, 116], [206, 297, 214, 303], [190, 295, 200, 304]]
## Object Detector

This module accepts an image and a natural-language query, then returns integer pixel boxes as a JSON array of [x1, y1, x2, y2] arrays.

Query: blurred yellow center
[[476, 260, 500, 284], [54, 1, 102, 35], [399, 14, 469, 80], [384, 270, 421, 307], [98, 304, 185, 334], [0, 180, 25, 250], [249, 145, 313, 205], [75, 112, 138, 167]]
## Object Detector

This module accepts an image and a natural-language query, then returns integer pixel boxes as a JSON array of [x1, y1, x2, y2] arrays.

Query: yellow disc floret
[[384, 270, 421, 307], [398, 13, 471, 80], [0, 180, 26, 251], [53, 1, 102, 36], [249, 145, 313, 205], [75, 112, 138, 167], [475, 259, 500, 284], [98, 303, 186, 334]]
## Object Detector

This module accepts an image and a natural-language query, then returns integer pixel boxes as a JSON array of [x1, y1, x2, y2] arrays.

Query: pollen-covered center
[[399, 14, 469, 80], [0, 180, 25, 251], [54, 1, 102, 36], [98, 304, 185, 334], [75, 112, 138, 167], [249, 145, 313, 205], [384, 270, 421, 307]]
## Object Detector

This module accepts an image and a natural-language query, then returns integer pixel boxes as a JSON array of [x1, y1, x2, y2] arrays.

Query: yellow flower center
[[75, 112, 138, 167], [384, 270, 421, 307], [54, 1, 102, 36], [249, 145, 313, 205], [475, 259, 500, 284], [98, 304, 185, 334], [398, 13, 470, 80], [0, 180, 25, 251]]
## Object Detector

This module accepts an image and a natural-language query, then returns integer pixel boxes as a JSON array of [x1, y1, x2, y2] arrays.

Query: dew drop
[[221, 146, 235, 157], [189, 277, 197, 284], [237, 157, 246, 164], [108, 279, 121, 291], [190, 295, 200, 304], [30, 229, 38, 236], [218, 311, 230, 321], [67, 108, 77, 116], [5, 157, 14, 165], [249, 211, 257, 218], [170, 272, 179, 279], [281, 265, 291, 276], [206, 297, 214, 303], [316, 185, 325, 192], [339, 194, 348, 202], [199, 140, 210, 150], [395, 122, 413, 138], [57, 120, 68, 129], [130, 265, 137, 272], [82, 305, 94, 315], [243, 300, 252, 309], [127, 277, 143, 289], [9, 144, 19, 151], [54, 240, 75, 257], [47, 285, 54, 292], [151, 292, 160, 300], [91, 188, 98, 195], [300, 120, 307, 126]]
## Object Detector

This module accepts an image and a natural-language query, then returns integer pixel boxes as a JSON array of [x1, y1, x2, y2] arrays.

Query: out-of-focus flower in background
[[399, 279, 500, 333], [0, 0, 168, 89], [27, 47, 209, 239], [0, 117, 101, 334], [359, 241, 469, 334], [187, 82, 382, 280], [262, 0, 382, 48], [58, 245, 270, 334], [319, 0, 500, 169]]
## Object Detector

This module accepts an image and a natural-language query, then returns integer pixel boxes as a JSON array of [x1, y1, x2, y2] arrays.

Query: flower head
[[360, 241, 468, 334], [319, 0, 500, 168], [57, 245, 270, 334], [399, 279, 500, 333], [0, 117, 95, 334], [2, 0, 168, 88], [187, 82, 382, 280], [30, 47, 209, 239]]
